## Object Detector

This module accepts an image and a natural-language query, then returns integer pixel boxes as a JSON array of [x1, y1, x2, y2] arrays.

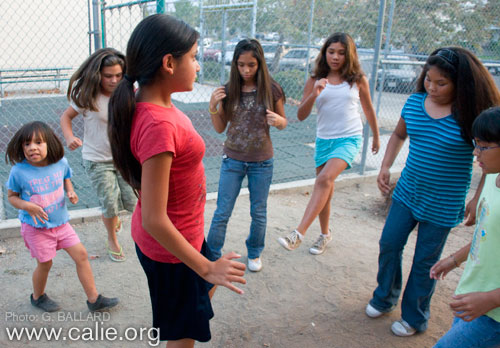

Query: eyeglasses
[[472, 139, 500, 153]]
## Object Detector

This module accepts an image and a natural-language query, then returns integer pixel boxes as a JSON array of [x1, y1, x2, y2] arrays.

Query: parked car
[[278, 48, 319, 71], [376, 55, 418, 93], [203, 42, 222, 63]]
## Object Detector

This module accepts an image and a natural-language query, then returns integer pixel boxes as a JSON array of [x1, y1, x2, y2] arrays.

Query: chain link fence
[[1, 0, 499, 220]]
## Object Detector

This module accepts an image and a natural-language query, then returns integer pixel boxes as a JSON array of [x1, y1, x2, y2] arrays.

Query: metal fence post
[[92, 0, 102, 51], [304, 0, 315, 85], [157, 0, 165, 14], [359, 0, 387, 174], [199, 0, 205, 84]]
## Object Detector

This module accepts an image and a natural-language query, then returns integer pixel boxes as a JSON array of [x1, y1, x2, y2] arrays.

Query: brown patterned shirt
[[223, 81, 284, 162]]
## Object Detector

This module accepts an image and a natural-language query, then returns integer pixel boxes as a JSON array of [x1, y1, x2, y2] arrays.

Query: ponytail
[[108, 78, 141, 190], [107, 14, 198, 191]]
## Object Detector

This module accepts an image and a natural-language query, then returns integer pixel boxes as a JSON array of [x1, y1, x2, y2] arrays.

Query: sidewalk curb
[[0, 168, 399, 239]]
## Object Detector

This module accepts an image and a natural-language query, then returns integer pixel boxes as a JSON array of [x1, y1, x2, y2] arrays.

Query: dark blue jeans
[[369, 199, 451, 332], [207, 156, 273, 260]]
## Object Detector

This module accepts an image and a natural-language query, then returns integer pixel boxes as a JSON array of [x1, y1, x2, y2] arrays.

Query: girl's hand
[[377, 167, 391, 195], [430, 257, 456, 280], [313, 78, 327, 96], [65, 136, 83, 151], [25, 202, 48, 225], [206, 251, 246, 295], [67, 191, 79, 204], [450, 292, 495, 322], [371, 135, 380, 154], [266, 109, 283, 128], [209, 86, 226, 113], [464, 196, 479, 226]]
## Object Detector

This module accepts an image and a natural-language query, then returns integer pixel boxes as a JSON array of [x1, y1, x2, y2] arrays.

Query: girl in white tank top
[[278, 32, 380, 255]]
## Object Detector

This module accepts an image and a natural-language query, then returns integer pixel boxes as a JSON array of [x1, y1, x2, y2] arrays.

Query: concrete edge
[[0, 167, 403, 239]]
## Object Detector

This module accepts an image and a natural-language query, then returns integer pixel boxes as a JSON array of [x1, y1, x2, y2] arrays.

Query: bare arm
[[464, 173, 485, 226], [266, 97, 287, 130], [64, 178, 78, 204], [430, 243, 471, 280], [60, 106, 83, 150], [357, 76, 380, 154], [297, 77, 326, 121], [208, 86, 228, 133], [7, 189, 48, 225], [140, 152, 246, 294], [377, 118, 408, 195]]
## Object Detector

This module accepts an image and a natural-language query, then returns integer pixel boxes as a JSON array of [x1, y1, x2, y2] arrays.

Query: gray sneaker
[[278, 230, 302, 250], [309, 232, 332, 255]]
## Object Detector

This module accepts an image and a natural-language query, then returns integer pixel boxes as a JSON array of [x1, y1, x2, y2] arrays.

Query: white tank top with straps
[[315, 81, 363, 139]]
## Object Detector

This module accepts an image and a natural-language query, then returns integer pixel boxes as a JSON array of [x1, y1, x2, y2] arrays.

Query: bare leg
[[32, 259, 52, 299], [64, 243, 98, 302], [296, 158, 347, 235], [318, 182, 334, 235], [102, 215, 123, 259], [166, 338, 195, 348]]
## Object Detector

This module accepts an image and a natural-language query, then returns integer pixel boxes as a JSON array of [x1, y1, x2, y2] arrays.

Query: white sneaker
[[365, 303, 384, 318], [248, 258, 262, 272], [278, 230, 302, 251], [309, 232, 333, 255], [391, 319, 417, 337]]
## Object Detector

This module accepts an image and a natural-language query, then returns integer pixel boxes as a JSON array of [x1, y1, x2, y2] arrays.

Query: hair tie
[[123, 74, 135, 84], [435, 48, 459, 70]]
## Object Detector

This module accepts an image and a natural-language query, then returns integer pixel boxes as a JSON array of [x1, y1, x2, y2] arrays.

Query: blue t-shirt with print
[[6, 158, 72, 228]]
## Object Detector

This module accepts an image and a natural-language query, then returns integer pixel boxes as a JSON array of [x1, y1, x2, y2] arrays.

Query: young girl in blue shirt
[[6, 121, 118, 312]]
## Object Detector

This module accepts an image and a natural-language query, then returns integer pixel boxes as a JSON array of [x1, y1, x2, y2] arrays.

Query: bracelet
[[208, 107, 218, 115], [450, 254, 460, 268]]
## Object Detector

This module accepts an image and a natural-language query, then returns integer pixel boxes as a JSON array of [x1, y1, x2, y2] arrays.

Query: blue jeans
[[207, 156, 273, 260], [369, 199, 451, 332], [434, 315, 500, 348]]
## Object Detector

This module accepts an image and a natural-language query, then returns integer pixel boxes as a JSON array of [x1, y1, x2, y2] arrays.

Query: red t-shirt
[[130, 102, 206, 263]]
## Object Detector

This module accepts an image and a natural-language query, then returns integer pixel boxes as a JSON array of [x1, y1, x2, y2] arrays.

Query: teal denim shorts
[[314, 135, 362, 169]]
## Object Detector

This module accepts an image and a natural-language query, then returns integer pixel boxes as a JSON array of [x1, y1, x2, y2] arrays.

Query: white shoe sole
[[391, 320, 416, 336], [278, 237, 294, 251]]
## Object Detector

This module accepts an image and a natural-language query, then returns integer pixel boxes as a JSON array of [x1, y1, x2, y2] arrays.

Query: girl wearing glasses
[[366, 47, 500, 336], [430, 107, 500, 348]]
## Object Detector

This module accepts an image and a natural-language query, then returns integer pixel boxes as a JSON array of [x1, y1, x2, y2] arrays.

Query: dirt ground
[[0, 168, 482, 348]]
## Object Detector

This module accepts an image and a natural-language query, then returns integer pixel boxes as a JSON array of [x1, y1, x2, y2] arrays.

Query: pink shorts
[[21, 223, 81, 263]]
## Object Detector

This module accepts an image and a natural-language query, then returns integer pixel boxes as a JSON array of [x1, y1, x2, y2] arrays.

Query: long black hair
[[416, 47, 500, 143], [224, 39, 279, 120], [108, 14, 199, 190]]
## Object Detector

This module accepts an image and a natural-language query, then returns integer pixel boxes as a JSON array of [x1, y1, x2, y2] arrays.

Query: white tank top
[[315, 81, 363, 139]]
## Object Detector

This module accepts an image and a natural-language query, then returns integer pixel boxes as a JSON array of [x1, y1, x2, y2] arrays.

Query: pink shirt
[[130, 102, 206, 263]]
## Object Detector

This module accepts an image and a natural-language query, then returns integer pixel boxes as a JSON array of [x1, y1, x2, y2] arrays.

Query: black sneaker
[[87, 295, 119, 312], [30, 293, 61, 312]]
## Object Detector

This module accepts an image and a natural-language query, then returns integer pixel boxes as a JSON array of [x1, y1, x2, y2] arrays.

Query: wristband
[[208, 107, 218, 115], [450, 254, 460, 268]]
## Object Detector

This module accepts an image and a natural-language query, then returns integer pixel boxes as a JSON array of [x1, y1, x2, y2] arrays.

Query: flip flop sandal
[[107, 244, 126, 262]]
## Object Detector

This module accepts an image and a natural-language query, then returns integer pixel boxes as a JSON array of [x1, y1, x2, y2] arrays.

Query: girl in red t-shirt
[[108, 14, 246, 346]]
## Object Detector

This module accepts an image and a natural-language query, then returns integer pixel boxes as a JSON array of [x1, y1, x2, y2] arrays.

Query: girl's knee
[[315, 173, 334, 190], [37, 259, 53, 271], [68, 244, 89, 264]]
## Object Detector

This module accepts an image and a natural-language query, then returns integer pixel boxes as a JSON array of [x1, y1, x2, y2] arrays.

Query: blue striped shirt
[[392, 93, 474, 227]]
